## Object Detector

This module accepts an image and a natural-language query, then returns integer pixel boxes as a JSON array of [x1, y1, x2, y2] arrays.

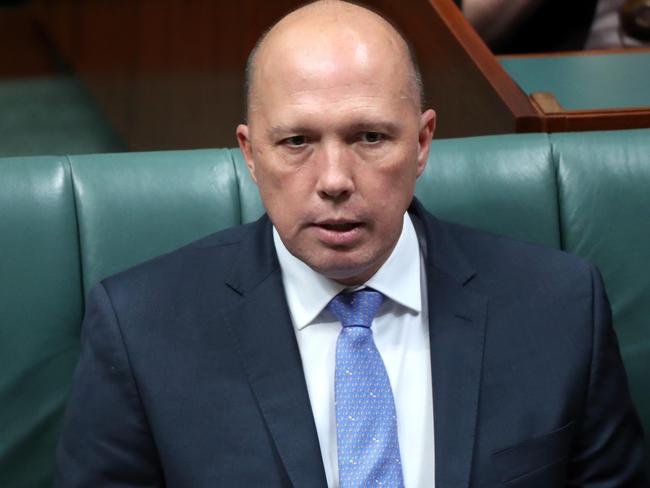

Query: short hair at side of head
[[243, 0, 425, 120]]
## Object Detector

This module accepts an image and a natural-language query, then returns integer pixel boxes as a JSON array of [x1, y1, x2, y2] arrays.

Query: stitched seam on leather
[[66, 155, 87, 308], [228, 148, 244, 225], [548, 133, 565, 251]]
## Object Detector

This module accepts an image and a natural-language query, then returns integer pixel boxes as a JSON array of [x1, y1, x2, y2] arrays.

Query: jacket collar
[[224, 200, 487, 487]]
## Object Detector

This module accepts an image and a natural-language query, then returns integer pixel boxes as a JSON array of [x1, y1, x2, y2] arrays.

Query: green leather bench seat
[[69, 149, 245, 295], [499, 52, 650, 110], [1, 129, 649, 486], [0, 157, 83, 486], [415, 133, 560, 248], [0, 77, 125, 158], [554, 130, 650, 425]]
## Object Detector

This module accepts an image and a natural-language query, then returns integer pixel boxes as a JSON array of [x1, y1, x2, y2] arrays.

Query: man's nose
[[315, 144, 355, 202]]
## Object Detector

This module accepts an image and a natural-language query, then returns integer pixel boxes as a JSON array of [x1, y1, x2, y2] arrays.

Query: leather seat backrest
[[69, 149, 245, 296], [553, 129, 650, 460], [0, 156, 83, 485], [416, 133, 561, 248]]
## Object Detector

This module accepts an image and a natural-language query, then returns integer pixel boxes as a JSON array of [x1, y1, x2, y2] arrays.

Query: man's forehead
[[260, 52, 395, 95], [246, 1, 419, 111], [262, 1, 398, 45], [256, 90, 415, 141], [254, 66, 416, 128], [257, 13, 403, 71]]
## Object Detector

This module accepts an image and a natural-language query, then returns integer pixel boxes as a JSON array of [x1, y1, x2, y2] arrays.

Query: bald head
[[245, 0, 423, 119], [235, 0, 436, 285]]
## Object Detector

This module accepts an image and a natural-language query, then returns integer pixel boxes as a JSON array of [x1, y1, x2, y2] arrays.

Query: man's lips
[[311, 220, 365, 245], [316, 222, 360, 231]]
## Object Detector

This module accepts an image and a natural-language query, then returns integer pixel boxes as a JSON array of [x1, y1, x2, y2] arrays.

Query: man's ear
[[415, 109, 436, 177], [236, 124, 258, 184]]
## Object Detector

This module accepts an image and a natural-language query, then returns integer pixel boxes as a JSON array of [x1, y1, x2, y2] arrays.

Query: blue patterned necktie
[[327, 289, 404, 487]]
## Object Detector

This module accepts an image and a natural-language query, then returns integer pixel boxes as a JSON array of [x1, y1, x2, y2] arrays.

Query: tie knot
[[327, 289, 384, 328]]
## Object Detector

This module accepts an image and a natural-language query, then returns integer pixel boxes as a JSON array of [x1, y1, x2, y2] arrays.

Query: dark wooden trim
[[428, 0, 542, 128], [536, 106, 650, 132], [499, 46, 650, 59]]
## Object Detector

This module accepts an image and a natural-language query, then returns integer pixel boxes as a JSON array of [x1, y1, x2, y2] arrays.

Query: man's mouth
[[312, 220, 364, 246], [317, 222, 360, 232]]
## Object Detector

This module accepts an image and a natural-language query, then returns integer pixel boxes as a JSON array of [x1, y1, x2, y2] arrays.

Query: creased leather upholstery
[[554, 130, 650, 466], [0, 157, 83, 487]]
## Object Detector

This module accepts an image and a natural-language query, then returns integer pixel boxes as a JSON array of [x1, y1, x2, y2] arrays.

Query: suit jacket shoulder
[[411, 201, 647, 486], [100, 216, 277, 316]]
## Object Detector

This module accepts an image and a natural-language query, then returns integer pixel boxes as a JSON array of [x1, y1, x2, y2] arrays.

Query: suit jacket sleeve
[[54, 282, 163, 487], [570, 264, 648, 485]]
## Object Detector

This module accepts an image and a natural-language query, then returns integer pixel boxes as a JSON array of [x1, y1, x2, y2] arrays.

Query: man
[[55, 1, 648, 486]]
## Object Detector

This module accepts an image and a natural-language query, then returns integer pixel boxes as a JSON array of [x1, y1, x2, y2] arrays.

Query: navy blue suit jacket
[[55, 200, 648, 486]]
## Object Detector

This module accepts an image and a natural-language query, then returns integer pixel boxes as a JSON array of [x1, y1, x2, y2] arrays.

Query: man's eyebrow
[[268, 125, 311, 137], [268, 121, 401, 136], [345, 121, 401, 134]]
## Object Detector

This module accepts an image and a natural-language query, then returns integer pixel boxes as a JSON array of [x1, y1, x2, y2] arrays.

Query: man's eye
[[361, 132, 383, 144], [283, 135, 306, 147]]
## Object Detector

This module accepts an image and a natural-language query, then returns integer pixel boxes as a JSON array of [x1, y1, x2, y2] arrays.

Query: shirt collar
[[273, 213, 422, 330]]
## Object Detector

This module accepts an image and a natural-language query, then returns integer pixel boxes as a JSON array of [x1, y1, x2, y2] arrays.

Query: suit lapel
[[428, 267, 487, 487], [222, 204, 487, 487], [222, 217, 327, 487], [412, 202, 488, 488]]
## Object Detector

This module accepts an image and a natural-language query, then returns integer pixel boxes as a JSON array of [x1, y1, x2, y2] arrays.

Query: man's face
[[238, 27, 435, 285]]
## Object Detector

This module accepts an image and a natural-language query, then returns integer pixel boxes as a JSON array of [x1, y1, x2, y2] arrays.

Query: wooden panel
[[0, 6, 58, 76], [31, 1, 79, 66], [30, 0, 542, 149], [507, 49, 650, 133], [530, 93, 650, 133], [500, 49, 650, 111], [28, 0, 650, 149], [31, 0, 305, 149], [76, 1, 139, 139], [129, 0, 248, 148], [375, 0, 542, 137]]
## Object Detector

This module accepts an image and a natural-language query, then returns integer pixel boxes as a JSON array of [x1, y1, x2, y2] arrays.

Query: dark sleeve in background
[[453, 0, 598, 54]]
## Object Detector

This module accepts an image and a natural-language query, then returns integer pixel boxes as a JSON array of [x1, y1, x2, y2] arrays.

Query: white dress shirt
[[273, 213, 435, 487]]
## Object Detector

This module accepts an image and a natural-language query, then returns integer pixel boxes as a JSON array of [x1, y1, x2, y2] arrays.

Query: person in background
[[586, 0, 650, 48], [457, 0, 649, 53]]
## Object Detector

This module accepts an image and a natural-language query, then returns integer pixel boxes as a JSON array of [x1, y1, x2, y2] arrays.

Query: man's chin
[[289, 240, 387, 285], [310, 259, 379, 287]]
